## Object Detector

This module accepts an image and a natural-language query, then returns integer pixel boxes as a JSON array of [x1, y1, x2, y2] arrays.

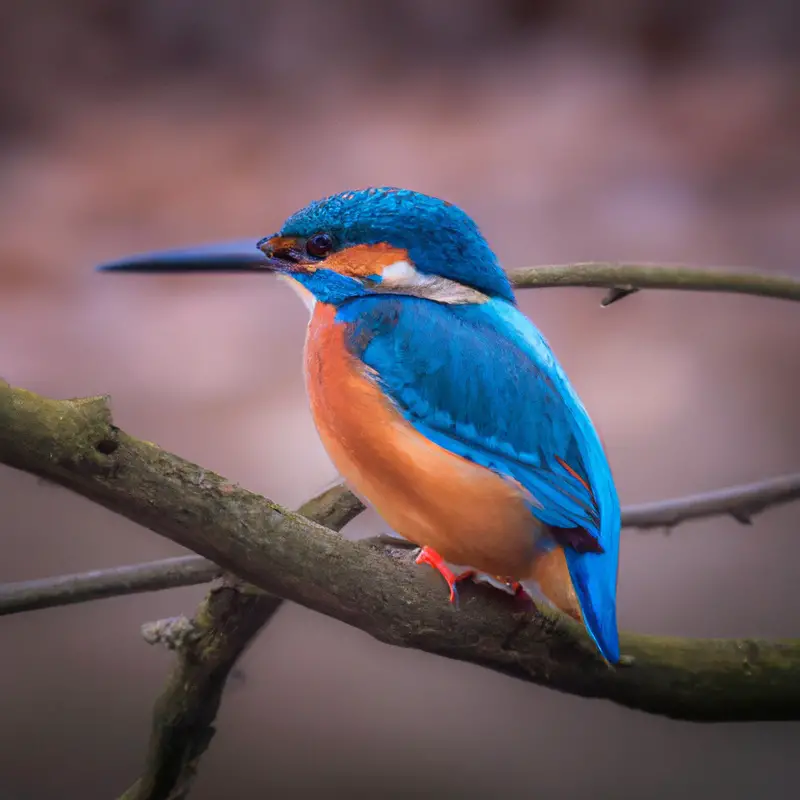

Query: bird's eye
[[306, 233, 334, 259]]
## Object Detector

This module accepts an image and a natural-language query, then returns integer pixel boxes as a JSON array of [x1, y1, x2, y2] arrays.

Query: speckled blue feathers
[[280, 187, 515, 302], [337, 295, 621, 663]]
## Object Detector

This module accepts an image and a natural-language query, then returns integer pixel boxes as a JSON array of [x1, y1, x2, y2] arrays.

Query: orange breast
[[303, 302, 581, 618], [305, 304, 535, 575]]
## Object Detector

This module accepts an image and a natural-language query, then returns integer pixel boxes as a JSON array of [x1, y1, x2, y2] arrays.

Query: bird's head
[[99, 187, 516, 307]]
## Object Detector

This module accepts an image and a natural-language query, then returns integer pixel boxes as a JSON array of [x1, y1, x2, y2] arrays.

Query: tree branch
[[2, 473, 798, 616], [1, 378, 799, 723], [509, 263, 800, 305], [118, 484, 363, 800], [0, 557, 222, 615], [2, 262, 795, 800], [621, 473, 800, 530]]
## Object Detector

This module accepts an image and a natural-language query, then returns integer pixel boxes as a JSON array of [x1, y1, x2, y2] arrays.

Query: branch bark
[[1, 378, 799, 724], [509, 263, 800, 304], [2, 473, 798, 616], [118, 484, 363, 800]]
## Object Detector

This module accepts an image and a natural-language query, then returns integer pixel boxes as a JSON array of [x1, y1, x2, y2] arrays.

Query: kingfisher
[[99, 187, 622, 663]]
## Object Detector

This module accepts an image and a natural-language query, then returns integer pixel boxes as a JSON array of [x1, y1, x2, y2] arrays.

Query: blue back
[[280, 187, 515, 302], [336, 294, 621, 663]]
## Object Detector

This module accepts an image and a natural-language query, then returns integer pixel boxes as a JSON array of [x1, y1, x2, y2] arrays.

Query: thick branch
[[509, 263, 800, 304], [3, 262, 796, 618], [1, 379, 799, 723], [119, 484, 363, 800], [3, 473, 798, 616]]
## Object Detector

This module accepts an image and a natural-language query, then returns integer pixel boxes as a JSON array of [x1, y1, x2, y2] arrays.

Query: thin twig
[[2, 473, 798, 616], [622, 473, 800, 530], [0, 557, 221, 615], [509, 263, 800, 304]]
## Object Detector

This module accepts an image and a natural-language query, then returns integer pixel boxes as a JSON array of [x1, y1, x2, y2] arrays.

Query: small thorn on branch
[[601, 286, 639, 306]]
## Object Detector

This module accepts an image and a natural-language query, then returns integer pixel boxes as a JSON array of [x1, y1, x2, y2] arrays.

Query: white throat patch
[[379, 260, 488, 304]]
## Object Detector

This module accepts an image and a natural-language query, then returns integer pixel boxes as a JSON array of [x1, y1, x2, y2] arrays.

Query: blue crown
[[280, 187, 515, 302]]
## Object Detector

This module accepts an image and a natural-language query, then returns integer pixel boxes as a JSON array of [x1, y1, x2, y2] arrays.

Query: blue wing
[[336, 294, 621, 662]]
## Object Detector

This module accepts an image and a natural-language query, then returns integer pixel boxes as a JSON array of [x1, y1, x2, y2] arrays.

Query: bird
[[98, 187, 622, 664]]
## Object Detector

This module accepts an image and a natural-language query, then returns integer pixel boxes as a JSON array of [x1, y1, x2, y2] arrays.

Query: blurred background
[[1, 1, 799, 798]]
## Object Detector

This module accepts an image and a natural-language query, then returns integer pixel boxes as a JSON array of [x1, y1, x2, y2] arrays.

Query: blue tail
[[562, 460, 620, 664], [560, 400, 622, 664], [564, 547, 620, 663]]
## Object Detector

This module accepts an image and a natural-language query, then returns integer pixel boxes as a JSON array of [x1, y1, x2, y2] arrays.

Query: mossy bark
[[117, 484, 363, 800], [1, 379, 799, 726]]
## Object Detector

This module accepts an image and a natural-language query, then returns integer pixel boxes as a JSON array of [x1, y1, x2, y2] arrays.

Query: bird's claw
[[414, 546, 475, 607]]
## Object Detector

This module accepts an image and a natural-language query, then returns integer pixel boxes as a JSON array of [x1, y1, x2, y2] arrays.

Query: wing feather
[[338, 295, 604, 532], [336, 293, 621, 663]]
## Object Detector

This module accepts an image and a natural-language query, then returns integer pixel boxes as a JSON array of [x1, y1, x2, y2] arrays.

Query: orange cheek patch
[[325, 244, 410, 279]]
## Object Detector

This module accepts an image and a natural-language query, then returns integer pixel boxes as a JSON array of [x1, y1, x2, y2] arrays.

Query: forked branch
[[118, 484, 363, 800], [1, 379, 799, 726], [2, 472, 798, 616]]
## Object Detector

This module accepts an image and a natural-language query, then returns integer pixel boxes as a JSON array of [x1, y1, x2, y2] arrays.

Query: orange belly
[[304, 302, 580, 616]]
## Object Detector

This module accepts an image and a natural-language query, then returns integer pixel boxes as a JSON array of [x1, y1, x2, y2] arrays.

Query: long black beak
[[96, 239, 270, 273]]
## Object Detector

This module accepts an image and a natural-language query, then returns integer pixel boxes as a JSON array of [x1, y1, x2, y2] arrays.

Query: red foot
[[415, 546, 475, 605]]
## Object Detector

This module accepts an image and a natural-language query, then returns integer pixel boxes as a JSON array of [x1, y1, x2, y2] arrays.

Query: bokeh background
[[1, 2, 799, 798]]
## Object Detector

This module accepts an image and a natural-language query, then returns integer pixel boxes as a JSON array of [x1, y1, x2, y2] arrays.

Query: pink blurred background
[[1, 2, 799, 797]]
